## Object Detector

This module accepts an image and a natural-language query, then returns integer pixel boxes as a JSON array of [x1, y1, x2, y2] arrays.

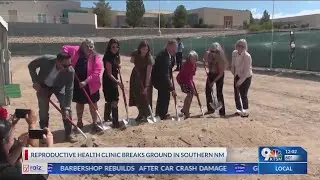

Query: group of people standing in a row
[[28, 37, 252, 143]]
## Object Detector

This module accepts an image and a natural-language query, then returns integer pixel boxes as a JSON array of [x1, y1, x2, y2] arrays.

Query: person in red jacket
[[176, 50, 198, 118]]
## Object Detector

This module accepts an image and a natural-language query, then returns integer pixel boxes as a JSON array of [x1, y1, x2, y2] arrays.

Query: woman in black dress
[[62, 39, 103, 132], [103, 39, 123, 128]]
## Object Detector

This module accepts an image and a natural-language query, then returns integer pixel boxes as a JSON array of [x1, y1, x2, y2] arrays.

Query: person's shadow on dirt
[[190, 113, 238, 119], [51, 124, 92, 144]]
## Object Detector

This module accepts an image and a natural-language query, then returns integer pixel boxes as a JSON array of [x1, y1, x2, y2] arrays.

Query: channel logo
[[22, 163, 48, 174], [261, 147, 283, 161], [233, 164, 246, 173]]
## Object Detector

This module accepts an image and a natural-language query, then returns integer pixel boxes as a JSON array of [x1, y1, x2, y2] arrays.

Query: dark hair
[[0, 120, 12, 163], [56, 52, 71, 62], [137, 40, 151, 57], [106, 39, 119, 52], [177, 37, 181, 41], [103, 39, 120, 64]]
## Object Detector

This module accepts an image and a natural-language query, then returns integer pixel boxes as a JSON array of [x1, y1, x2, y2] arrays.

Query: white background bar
[[23, 147, 227, 163]]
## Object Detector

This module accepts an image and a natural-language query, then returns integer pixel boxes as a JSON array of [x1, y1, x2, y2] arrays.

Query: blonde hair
[[187, 50, 199, 61], [209, 42, 228, 69], [235, 39, 248, 51]]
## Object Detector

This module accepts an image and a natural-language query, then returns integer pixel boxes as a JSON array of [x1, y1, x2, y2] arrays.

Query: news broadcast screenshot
[[0, 0, 318, 180]]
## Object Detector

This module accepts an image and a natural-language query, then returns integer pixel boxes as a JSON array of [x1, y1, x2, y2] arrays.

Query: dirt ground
[[8, 55, 320, 180]]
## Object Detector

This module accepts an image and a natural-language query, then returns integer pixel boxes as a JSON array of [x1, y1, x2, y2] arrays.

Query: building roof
[[146, 9, 173, 14], [188, 7, 249, 12], [274, 13, 320, 20]]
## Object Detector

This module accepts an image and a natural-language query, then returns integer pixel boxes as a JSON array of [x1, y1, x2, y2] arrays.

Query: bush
[[249, 24, 261, 31], [248, 22, 272, 32], [291, 24, 298, 28], [260, 22, 272, 30], [192, 24, 215, 28], [121, 25, 130, 28]]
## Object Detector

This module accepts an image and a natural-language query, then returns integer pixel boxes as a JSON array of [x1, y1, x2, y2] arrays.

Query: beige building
[[0, 1, 96, 25], [273, 14, 320, 28], [110, 7, 250, 28], [187, 7, 250, 28], [111, 10, 172, 27]]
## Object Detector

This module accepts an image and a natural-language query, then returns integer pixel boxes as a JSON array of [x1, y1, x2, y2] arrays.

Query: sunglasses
[[236, 44, 245, 48], [211, 50, 219, 54]]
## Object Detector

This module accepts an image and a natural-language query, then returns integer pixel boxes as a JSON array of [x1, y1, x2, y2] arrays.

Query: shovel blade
[[153, 116, 160, 122], [98, 123, 112, 131], [121, 118, 137, 127], [146, 116, 155, 123], [172, 116, 181, 121]]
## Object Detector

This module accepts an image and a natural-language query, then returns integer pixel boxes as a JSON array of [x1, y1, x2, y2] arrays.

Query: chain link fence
[[8, 28, 320, 72]]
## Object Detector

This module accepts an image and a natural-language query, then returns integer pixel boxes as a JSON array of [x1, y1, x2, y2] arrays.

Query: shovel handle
[[74, 75, 104, 124], [135, 68, 152, 108], [170, 69, 179, 119], [48, 99, 87, 139], [192, 81, 203, 110], [118, 68, 129, 116]]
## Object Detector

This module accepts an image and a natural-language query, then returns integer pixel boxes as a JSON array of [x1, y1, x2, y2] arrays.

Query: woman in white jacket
[[231, 39, 252, 117]]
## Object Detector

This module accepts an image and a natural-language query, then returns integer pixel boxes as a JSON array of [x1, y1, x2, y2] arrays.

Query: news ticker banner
[[21, 147, 307, 175]]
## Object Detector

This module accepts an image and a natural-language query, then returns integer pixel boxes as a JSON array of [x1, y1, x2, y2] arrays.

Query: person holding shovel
[[28, 53, 76, 142], [204, 42, 227, 117], [102, 39, 123, 129], [129, 41, 154, 122], [176, 50, 198, 118], [231, 39, 252, 117], [152, 39, 178, 120], [61, 39, 103, 132]]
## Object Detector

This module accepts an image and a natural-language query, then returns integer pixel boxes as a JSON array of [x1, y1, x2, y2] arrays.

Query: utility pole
[[158, 0, 161, 36], [270, 0, 275, 68]]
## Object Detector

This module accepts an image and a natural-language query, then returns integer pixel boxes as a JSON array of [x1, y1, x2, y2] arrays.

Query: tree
[[92, 0, 112, 27], [126, 0, 145, 27], [243, 21, 249, 29], [154, 14, 168, 28], [199, 18, 203, 25], [249, 11, 254, 24], [172, 5, 188, 28], [260, 10, 270, 25]]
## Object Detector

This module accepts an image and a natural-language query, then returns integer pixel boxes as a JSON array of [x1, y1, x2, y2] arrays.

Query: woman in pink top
[[176, 50, 198, 118], [61, 39, 103, 132]]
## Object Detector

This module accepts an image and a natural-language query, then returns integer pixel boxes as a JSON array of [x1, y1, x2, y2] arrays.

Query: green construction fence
[[8, 29, 320, 72]]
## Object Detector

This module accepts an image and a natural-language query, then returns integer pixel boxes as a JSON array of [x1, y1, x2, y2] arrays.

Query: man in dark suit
[[28, 52, 76, 142], [152, 39, 178, 120]]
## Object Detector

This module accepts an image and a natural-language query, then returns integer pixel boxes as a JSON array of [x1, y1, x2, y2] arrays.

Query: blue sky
[[81, 1, 320, 19]]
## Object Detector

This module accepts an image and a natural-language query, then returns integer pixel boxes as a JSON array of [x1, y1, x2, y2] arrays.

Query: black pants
[[155, 87, 171, 119], [234, 75, 252, 110], [205, 72, 225, 115], [175, 52, 183, 70]]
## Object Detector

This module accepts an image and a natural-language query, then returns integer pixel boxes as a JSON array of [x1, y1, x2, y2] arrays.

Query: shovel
[[209, 84, 221, 111], [136, 69, 159, 123], [49, 99, 87, 139], [118, 68, 135, 126], [74, 75, 109, 131], [203, 60, 220, 111], [170, 69, 180, 121], [192, 81, 205, 118]]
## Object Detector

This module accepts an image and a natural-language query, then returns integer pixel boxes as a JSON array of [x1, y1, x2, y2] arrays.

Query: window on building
[[42, 14, 47, 23], [38, 14, 47, 23]]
